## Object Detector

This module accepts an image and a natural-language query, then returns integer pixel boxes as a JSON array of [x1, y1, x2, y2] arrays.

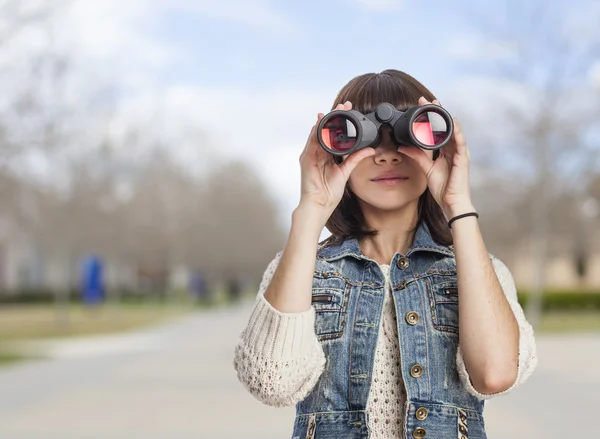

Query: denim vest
[[292, 222, 487, 439]]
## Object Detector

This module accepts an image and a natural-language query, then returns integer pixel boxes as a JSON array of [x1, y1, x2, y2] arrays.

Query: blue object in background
[[81, 255, 105, 305], [189, 269, 207, 301]]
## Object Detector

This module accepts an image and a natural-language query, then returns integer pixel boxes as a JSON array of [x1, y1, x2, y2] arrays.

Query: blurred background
[[0, 0, 598, 438]]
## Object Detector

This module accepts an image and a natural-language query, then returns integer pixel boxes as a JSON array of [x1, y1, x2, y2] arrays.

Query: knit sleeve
[[456, 255, 538, 400], [233, 252, 326, 407]]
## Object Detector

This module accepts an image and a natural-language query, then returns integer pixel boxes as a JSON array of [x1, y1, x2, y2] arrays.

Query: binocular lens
[[320, 115, 358, 153], [412, 111, 450, 147]]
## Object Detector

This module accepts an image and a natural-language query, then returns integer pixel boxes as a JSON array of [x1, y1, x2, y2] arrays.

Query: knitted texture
[[233, 252, 326, 407], [366, 264, 406, 437]]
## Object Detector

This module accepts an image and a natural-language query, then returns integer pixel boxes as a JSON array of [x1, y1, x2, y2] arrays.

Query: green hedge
[[517, 290, 600, 311], [0, 289, 148, 305], [3, 288, 600, 311], [0, 289, 78, 304]]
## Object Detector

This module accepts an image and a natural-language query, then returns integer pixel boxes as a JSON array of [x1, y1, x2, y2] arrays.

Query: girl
[[233, 69, 537, 439]]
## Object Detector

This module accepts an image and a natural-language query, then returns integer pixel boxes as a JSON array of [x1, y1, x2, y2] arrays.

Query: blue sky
[[118, 0, 493, 92], [147, 0, 468, 89]]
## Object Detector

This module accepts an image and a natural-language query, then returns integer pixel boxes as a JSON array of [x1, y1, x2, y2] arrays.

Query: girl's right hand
[[298, 101, 376, 221]]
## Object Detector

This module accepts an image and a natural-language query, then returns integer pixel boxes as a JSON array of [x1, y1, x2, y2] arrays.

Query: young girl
[[233, 69, 537, 439]]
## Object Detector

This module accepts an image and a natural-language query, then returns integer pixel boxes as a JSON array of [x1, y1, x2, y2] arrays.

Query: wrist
[[292, 203, 329, 236], [444, 202, 477, 220]]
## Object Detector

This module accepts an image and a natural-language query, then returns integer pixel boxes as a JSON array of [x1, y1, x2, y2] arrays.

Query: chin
[[357, 192, 419, 212]]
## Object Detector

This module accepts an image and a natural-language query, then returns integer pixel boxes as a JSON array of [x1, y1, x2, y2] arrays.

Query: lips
[[371, 172, 409, 181]]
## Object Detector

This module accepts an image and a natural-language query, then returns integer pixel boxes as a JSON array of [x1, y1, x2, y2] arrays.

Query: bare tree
[[195, 160, 286, 283], [0, 0, 73, 163], [461, 0, 600, 326]]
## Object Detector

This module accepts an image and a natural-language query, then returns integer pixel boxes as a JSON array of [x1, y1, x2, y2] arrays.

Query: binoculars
[[317, 102, 454, 156]]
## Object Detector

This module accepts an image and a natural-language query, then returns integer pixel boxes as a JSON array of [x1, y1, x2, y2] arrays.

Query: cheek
[[347, 171, 360, 194], [414, 172, 429, 193], [346, 161, 370, 195]]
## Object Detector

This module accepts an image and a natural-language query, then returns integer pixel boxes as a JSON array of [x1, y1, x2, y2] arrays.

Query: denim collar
[[317, 221, 454, 262]]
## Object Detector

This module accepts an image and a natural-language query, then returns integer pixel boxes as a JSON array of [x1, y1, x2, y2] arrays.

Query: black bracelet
[[448, 212, 479, 229]]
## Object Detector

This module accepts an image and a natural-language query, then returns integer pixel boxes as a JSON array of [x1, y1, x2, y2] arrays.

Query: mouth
[[371, 176, 409, 181], [371, 176, 409, 185]]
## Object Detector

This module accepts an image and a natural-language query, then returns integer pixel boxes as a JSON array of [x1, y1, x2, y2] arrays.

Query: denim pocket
[[312, 273, 350, 341], [427, 278, 460, 334]]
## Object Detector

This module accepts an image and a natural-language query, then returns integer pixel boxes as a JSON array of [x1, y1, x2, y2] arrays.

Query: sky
[[4, 0, 600, 233]]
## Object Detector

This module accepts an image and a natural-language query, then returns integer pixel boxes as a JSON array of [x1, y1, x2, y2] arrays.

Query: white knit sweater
[[233, 254, 538, 437]]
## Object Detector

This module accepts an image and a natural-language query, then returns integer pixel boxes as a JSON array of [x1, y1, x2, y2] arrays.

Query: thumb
[[338, 147, 376, 180], [397, 146, 434, 176]]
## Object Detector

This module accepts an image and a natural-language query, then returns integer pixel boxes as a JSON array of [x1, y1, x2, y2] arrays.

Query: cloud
[[445, 35, 519, 61], [590, 60, 600, 90], [58, 0, 299, 94], [349, 0, 404, 10], [562, 1, 600, 46], [169, 0, 300, 35]]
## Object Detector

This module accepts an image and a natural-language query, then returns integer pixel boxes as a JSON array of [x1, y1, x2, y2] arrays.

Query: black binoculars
[[317, 102, 454, 156]]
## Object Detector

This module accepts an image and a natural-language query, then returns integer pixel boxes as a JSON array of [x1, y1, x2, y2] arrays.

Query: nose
[[374, 128, 403, 164]]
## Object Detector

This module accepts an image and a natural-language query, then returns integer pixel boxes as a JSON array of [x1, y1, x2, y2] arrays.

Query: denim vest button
[[412, 427, 427, 438], [397, 257, 410, 270], [406, 311, 420, 325], [415, 407, 428, 421], [410, 364, 424, 378]]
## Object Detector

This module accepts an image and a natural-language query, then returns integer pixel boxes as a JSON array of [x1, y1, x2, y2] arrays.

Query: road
[[0, 299, 598, 438]]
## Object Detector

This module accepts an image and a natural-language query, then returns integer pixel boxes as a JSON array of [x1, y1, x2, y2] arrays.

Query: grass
[[0, 301, 198, 366], [0, 287, 250, 363], [0, 302, 195, 342], [537, 310, 600, 333], [0, 351, 28, 365]]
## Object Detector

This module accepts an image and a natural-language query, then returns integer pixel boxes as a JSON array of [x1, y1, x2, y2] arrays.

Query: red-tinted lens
[[412, 111, 449, 146], [320, 115, 358, 152]]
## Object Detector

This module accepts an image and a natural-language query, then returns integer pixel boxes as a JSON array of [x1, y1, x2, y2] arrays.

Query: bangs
[[331, 69, 435, 114]]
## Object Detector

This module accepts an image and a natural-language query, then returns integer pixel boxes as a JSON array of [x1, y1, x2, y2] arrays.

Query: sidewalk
[[0, 300, 597, 438]]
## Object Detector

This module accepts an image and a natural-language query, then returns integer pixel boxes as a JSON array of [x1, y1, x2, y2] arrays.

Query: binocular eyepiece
[[317, 102, 454, 155]]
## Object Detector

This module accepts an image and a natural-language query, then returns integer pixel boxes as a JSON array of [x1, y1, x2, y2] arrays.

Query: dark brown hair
[[322, 69, 453, 248]]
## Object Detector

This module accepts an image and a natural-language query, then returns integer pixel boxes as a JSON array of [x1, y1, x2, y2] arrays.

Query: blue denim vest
[[292, 222, 487, 439]]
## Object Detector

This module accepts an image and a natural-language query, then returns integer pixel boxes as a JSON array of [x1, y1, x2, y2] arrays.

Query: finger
[[452, 118, 468, 156], [397, 146, 435, 177], [335, 101, 351, 111], [418, 96, 430, 106], [433, 99, 442, 106], [310, 112, 325, 144], [335, 101, 352, 111], [338, 147, 375, 180], [300, 113, 325, 159]]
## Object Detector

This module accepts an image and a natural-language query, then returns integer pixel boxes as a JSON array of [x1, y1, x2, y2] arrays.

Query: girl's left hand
[[397, 96, 475, 218]]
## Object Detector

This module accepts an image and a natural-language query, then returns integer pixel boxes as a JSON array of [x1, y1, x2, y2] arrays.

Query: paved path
[[0, 300, 598, 438]]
